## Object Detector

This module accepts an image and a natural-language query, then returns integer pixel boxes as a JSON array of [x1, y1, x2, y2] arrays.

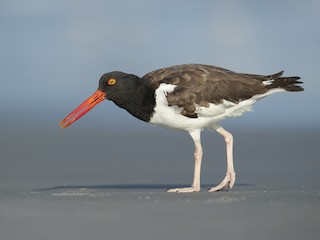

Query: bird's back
[[143, 64, 303, 118]]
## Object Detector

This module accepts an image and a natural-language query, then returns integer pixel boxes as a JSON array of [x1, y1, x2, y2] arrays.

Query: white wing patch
[[263, 80, 274, 86]]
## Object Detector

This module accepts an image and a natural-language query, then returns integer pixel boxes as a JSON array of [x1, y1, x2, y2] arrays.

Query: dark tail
[[265, 71, 304, 92]]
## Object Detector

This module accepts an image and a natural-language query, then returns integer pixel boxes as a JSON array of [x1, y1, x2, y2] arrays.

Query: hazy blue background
[[1, 0, 319, 185], [1, 2, 320, 240], [0, 0, 319, 132]]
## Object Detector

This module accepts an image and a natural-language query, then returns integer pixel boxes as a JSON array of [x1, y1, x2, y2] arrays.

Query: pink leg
[[208, 127, 236, 192], [167, 130, 202, 193]]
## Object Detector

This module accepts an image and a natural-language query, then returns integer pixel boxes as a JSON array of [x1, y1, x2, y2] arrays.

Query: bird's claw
[[166, 186, 200, 193], [208, 171, 236, 192]]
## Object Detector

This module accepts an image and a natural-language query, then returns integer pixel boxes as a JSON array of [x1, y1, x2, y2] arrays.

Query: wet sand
[[1, 129, 319, 240]]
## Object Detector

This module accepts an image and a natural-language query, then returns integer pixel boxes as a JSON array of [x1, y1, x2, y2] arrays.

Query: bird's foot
[[208, 171, 236, 192], [166, 186, 200, 193]]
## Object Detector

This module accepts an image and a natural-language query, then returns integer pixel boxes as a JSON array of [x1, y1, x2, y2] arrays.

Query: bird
[[60, 64, 303, 193]]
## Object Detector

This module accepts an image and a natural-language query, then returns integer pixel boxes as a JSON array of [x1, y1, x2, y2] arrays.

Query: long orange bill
[[60, 90, 106, 128]]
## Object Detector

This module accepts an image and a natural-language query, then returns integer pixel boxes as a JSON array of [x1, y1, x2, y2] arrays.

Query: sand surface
[[1, 129, 319, 240]]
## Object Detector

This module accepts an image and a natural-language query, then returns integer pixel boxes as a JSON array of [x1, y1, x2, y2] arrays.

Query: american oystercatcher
[[60, 64, 303, 192]]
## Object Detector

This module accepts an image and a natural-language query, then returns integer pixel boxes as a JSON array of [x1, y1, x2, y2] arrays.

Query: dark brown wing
[[143, 64, 298, 118]]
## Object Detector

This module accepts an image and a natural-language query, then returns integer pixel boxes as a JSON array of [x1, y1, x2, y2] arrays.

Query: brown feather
[[143, 64, 303, 118]]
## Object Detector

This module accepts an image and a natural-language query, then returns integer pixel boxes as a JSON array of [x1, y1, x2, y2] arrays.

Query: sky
[[0, 0, 319, 132]]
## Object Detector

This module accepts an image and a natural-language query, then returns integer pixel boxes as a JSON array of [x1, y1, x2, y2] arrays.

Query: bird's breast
[[149, 83, 219, 131]]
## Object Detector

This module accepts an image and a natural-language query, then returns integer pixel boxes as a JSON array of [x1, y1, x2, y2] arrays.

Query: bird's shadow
[[35, 183, 253, 192]]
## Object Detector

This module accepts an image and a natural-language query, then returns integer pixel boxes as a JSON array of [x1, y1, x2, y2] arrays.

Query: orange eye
[[107, 78, 116, 85]]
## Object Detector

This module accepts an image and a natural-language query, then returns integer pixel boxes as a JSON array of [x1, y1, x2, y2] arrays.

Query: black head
[[98, 71, 141, 101], [60, 71, 142, 128]]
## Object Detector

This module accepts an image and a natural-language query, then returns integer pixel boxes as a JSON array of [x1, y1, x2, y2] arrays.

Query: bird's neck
[[111, 77, 156, 122]]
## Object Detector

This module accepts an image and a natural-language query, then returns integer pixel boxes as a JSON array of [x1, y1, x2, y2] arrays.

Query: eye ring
[[107, 78, 116, 85]]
